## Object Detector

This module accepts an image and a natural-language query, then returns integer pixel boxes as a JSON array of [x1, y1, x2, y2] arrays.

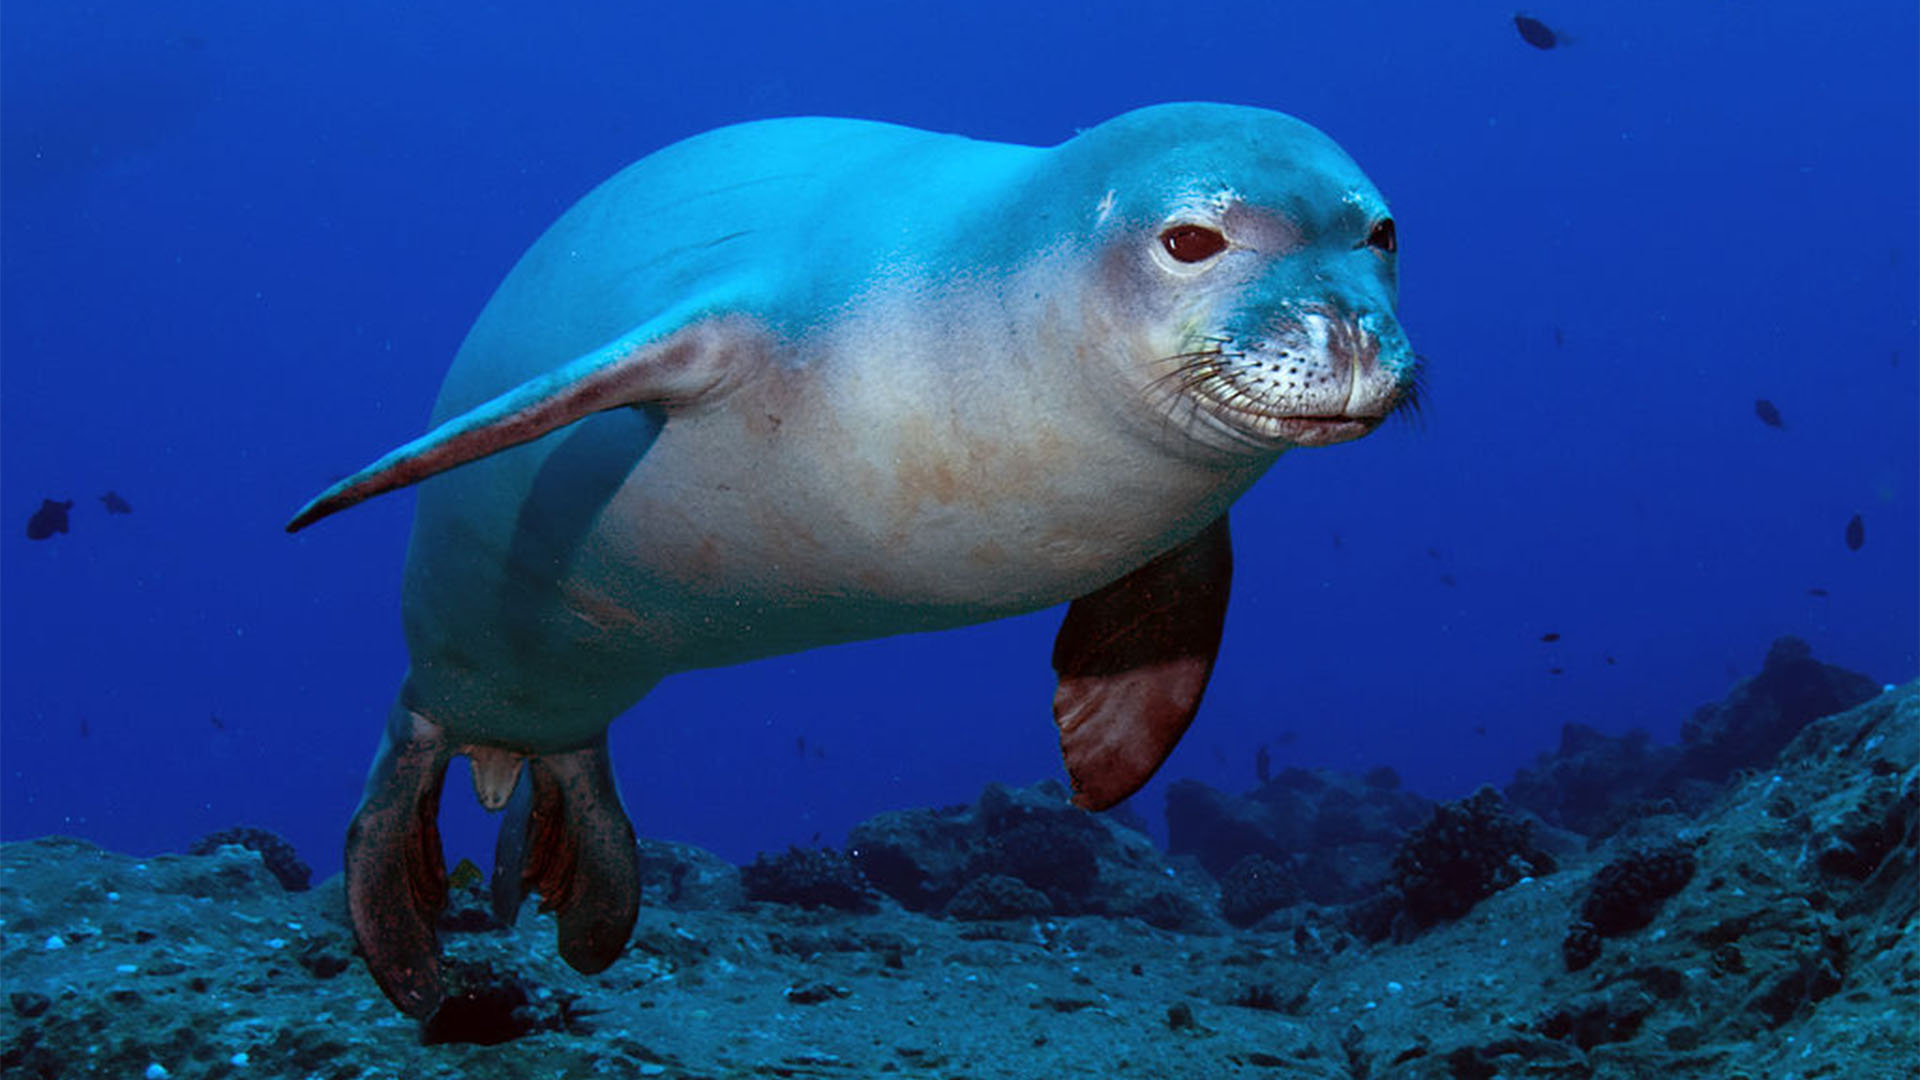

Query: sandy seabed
[[2, 685, 1913, 1080]]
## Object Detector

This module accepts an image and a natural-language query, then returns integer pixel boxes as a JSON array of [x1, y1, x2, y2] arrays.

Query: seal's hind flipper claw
[[494, 737, 640, 975], [1051, 514, 1233, 811], [344, 703, 453, 1018]]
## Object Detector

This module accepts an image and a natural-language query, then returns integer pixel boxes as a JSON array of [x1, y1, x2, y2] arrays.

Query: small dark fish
[[1753, 399, 1785, 429], [1255, 744, 1272, 785], [1553, 327, 1566, 347], [100, 491, 132, 514], [79, 716, 90, 740], [1844, 514, 1865, 551], [1473, 723, 1488, 736], [448, 858, 483, 891], [1438, 572, 1457, 587], [1548, 667, 1565, 675], [1605, 655, 1617, 665], [1540, 632, 1562, 643], [25, 499, 74, 540], [1513, 13, 1559, 50], [1807, 587, 1830, 597], [794, 735, 807, 756], [209, 714, 225, 731], [1425, 547, 1442, 560]]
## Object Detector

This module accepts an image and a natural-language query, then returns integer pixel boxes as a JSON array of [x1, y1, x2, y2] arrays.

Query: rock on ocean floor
[[2, 680, 1914, 1079]]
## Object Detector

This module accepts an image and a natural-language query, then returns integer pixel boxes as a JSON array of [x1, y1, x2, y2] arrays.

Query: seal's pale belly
[[586, 378, 1245, 639], [401, 318, 1261, 749]]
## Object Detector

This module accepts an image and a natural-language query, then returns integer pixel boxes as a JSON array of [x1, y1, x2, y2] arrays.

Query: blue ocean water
[[2, 0, 1913, 885]]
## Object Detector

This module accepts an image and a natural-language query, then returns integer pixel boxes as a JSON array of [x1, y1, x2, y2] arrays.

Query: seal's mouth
[[1265, 415, 1383, 447], [1183, 377, 1387, 448]]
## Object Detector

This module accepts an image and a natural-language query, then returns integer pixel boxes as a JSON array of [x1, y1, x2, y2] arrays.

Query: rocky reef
[[1505, 635, 1884, 837], [848, 777, 1219, 931], [0, 643, 1912, 1079]]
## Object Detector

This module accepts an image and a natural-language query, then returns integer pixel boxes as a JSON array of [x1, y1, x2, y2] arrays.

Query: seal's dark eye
[[1160, 224, 1228, 263], [1365, 218, 1397, 254]]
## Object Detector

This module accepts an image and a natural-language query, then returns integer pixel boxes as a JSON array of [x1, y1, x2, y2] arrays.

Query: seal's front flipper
[[1051, 515, 1233, 811], [489, 737, 640, 976], [345, 703, 454, 1018], [286, 311, 758, 532]]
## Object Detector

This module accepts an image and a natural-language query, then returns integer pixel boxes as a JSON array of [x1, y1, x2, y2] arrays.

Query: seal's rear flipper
[[489, 738, 640, 976], [1051, 515, 1233, 810], [285, 310, 758, 532], [345, 703, 454, 1018]]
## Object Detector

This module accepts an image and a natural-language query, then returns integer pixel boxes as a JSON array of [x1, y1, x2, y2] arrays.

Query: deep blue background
[[5, 1, 1915, 880]]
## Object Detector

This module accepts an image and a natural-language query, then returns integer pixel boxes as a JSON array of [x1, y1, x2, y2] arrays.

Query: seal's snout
[[1167, 305, 1413, 451], [1287, 311, 1417, 447], [1323, 313, 1379, 379]]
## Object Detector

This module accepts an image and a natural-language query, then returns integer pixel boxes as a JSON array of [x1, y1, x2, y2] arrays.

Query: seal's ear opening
[[1363, 218, 1397, 254]]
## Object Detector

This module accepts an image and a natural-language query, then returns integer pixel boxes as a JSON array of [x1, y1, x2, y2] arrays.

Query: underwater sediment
[[2, 648, 1913, 1079]]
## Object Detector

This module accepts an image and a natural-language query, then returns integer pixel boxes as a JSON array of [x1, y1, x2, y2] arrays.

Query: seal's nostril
[[1324, 319, 1380, 374]]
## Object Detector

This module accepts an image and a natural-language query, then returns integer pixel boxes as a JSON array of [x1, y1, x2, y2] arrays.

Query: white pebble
[[229, 1051, 250, 1067], [145, 1065, 169, 1080], [264, 938, 287, 949], [1386, 981, 1404, 995], [639, 1067, 667, 1077], [115, 964, 138, 974], [107, 892, 121, 902], [43, 935, 65, 951]]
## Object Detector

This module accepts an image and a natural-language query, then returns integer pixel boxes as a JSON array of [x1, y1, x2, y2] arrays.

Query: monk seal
[[289, 102, 1418, 1017]]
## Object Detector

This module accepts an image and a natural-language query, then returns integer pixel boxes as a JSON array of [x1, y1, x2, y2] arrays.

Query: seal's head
[[1041, 102, 1419, 458]]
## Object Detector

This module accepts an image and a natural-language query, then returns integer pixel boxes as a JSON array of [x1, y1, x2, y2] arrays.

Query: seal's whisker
[[1389, 353, 1430, 432], [1145, 352, 1206, 440], [1145, 349, 1229, 400], [1145, 343, 1305, 450], [1145, 347, 1241, 445]]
